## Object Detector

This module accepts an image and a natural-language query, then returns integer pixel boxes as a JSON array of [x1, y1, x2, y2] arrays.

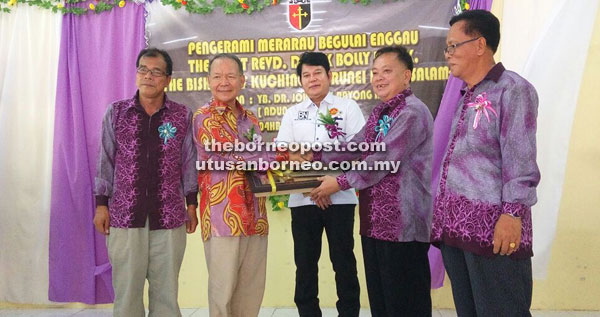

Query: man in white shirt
[[277, 52, 365, 317]]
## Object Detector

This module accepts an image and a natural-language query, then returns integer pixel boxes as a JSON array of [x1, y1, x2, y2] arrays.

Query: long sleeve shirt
[[431, 63, 540, 258], [94, 92, 198, 230], [193, 99, 268, 241], [316, 88, 434, 243], [276, 92, 365, 207]]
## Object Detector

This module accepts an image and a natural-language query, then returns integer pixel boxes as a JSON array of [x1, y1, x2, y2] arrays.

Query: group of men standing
[[93, 9, 540, 317]]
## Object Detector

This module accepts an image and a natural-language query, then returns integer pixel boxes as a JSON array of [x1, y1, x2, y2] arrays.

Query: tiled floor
[[0, 308, 599, 316]]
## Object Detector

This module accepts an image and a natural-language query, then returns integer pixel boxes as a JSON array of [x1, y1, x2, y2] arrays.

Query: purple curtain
[[48, 3, 146, 304], [428, 0, 494, 289]]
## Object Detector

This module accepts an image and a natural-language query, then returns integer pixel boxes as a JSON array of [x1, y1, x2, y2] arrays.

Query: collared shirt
[[277, 92, 365, 207], [94, 92, 198, 230], [431, 63, 540, 258], [193, 99, 268, 241], [318, 89, 434, 242]]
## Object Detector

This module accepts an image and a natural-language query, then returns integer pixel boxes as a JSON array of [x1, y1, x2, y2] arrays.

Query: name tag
[[297, 111, 310, 120]]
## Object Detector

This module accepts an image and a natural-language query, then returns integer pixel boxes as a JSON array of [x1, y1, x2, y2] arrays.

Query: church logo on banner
[[288, 0, 312, 30]]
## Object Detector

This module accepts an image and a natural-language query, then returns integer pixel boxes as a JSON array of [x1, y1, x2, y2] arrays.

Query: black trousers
[[291, 204, 360, 317], [361, 236, 432, 317], [440, 244, 533, 317]]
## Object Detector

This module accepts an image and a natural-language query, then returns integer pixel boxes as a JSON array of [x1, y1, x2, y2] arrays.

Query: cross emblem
[[293, 7, 308, 28]]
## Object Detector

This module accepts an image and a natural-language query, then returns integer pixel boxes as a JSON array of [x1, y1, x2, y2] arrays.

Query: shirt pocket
[[464, 107, 499, 149], [292, 120, 316, 142]]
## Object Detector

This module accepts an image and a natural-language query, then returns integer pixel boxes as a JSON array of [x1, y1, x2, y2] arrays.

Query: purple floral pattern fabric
[[95, 93, 198, 230], [366, 175, 403, 241], [157, 106, 190, 228], [324, 89, 434, 242], [336, 173, 351, 191], [431, 63, 540, 258], [110, 100, 141, 228], [432, 192, 533, 257], [359, 92, 409, 240]]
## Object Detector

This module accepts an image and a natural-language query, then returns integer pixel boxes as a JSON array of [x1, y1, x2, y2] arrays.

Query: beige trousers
[[203, 235, 268, 317], [107, 219, 186, 317]]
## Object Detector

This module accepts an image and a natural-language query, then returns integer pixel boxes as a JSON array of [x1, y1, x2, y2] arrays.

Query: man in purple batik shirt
[[93, 48, 199, 317], [311, 46, 434, 316], [431, 10, 540, 316]]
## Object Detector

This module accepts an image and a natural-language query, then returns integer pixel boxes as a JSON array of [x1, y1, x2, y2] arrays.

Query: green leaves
[[1, 0, 381, 17], [268, 194, 289, 211], [317, 112, 337, 125]]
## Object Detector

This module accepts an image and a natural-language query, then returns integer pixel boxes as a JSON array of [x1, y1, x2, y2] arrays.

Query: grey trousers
[[107, 219, 186, 317], [440, 244, 532, 317]]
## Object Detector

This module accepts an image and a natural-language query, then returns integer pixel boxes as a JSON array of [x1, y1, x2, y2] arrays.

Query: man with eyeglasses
[[431, 10, 540, 316], [93, 47, 198, 317]]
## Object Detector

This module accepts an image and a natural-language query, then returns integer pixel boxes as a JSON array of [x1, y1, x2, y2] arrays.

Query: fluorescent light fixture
[[162, 36, 198, 45]]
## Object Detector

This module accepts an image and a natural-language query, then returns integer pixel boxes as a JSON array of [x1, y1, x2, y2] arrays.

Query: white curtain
[[0, 7, 62, 303], [501, 0, 599, 278]]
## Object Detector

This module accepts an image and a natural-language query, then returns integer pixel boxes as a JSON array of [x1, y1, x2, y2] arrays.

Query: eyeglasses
[[136, 66, 167, 77], [443, 37, 482, 55]]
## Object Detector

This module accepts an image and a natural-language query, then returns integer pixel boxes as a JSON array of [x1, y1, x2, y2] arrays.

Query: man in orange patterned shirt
[[193, 53, 269, 317]]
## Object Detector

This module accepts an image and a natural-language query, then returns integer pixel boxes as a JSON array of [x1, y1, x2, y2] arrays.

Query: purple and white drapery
[[48, 3, 146, 303]]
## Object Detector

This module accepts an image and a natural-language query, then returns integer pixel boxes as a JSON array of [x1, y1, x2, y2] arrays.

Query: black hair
[[449, 9, 501, 53], [295, 52, 331, 79], [374, 45, 414, 72], [136, 47, 173, 76]]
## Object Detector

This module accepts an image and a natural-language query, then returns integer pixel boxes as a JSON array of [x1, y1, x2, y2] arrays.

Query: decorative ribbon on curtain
[[48, 3, 146, 304]]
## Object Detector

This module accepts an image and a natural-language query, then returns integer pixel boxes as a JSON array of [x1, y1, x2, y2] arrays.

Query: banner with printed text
[[148, 0, 455, 140]]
